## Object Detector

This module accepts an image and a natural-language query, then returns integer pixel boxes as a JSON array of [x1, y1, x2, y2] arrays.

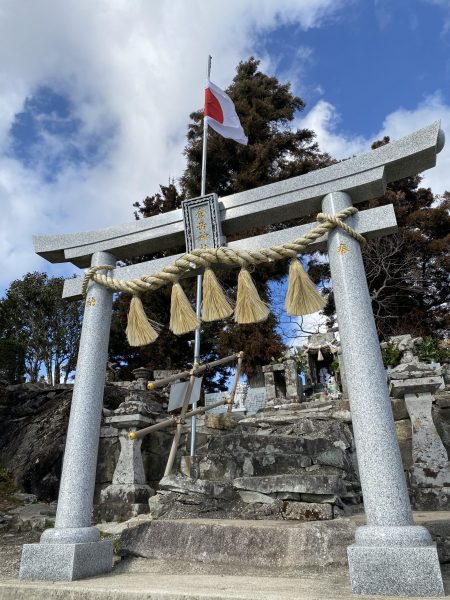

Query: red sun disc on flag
[[204, 88, 224, 124]]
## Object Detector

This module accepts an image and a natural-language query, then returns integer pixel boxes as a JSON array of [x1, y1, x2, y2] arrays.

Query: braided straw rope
[[82, 207, 365, 297]]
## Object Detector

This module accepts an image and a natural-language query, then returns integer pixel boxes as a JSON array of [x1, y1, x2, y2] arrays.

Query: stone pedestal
[[263, 361, 301, 404], [407, 392, 450, 507], [390, 365, 450, 510], [262, 368, 276, 402], [100, 413, 154, 521], [234, 382, 248, 412], [323, 192, 443, 597]]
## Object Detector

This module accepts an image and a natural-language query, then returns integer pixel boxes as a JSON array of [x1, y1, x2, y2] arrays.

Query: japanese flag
[[204, 80, 248, 145]]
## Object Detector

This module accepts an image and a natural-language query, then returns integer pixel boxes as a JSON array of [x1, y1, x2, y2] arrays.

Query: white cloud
[[422, 0, 450, 34], [377, 93, 450, 195], [0, 0, 350, 291], [295, 99, 368, 159], [291, 312, 329, 348], [297, 93, 450, 196]]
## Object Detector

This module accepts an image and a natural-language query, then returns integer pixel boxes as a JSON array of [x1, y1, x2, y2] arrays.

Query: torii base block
[[20, 540, 113, 581], [348, 544, 444, 597]]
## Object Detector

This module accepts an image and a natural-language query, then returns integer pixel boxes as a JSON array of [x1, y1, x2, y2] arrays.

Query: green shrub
[[416, 337, 450, 364], [330, 359, 340, 374], [382, 343, 401, 368]]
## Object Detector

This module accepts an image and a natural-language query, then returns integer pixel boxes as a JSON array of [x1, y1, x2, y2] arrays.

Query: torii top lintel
[[34, 121, 444, 268]]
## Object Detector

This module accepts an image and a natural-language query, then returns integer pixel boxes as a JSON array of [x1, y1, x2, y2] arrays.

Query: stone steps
[[196, 447, 355, 481], [232, 473, 347, 496], [2, 567, 449, 600], [119, 517, 358, 573], [201, 430, 350, 457], [196, 452, 313, 480], [1, 513, 448, 599], [147, 473, 361, 521]]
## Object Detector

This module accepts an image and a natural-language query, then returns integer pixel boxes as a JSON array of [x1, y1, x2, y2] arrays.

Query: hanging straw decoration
[[169, 281, 200, 335], [285, 258, 325, 316], [202, 268, 233, 322], [317, 348, 324, 361], [126, 295, 160, 346], [234, 267, 270, 324]]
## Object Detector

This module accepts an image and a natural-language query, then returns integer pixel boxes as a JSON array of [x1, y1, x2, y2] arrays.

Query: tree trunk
[[44, 360, 53, 386], [54, 362, 61, 386]]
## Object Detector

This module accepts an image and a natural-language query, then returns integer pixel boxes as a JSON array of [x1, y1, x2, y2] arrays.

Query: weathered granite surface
[[283, 501, 333, 521], [120, 517, 358, 571], [232, 474, 346, 496]]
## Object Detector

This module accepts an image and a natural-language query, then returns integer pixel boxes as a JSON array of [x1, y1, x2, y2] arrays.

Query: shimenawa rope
[[81, 207, 365, 345]]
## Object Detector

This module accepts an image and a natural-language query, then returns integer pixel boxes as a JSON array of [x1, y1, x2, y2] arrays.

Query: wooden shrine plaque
[[182, 194, 223, 252]]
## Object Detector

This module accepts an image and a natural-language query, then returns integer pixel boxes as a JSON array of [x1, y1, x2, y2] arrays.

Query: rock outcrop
[[0, 382, 171, 503]]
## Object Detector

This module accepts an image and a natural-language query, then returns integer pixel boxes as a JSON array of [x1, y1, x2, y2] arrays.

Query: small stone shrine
[[262, 357, 302, 404], [300, 331, 344, 394]]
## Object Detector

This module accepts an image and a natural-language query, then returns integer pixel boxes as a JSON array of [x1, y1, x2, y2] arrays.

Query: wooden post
[[227, 352, 243, 414], [163, 372, 196, 476]]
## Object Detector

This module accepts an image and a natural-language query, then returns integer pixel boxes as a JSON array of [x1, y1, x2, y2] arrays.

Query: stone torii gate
[[20, 122, 445, 596]]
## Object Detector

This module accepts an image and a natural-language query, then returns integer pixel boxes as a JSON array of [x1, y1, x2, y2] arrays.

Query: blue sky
[[0, 0, 449, 309], [266, 0, 450, 134]]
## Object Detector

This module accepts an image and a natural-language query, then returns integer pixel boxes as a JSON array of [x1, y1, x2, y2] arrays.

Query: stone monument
[[21, 121, 445, 595], [390, 361, 449, 511], [99, 395, 155, 522]]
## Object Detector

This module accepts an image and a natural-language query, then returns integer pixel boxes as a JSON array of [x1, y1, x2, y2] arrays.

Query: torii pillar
[[20, 252, 116, 580], [324, 191, 444, 596]]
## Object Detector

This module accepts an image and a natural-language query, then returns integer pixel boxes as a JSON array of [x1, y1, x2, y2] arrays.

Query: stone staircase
[[146, 399, 362, 522]]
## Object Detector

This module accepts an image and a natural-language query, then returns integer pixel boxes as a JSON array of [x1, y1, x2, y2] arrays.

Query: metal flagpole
[[190, 54, 212, 459]]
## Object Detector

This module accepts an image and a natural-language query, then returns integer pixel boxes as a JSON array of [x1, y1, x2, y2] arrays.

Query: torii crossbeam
[[21, 122, 446, 596]]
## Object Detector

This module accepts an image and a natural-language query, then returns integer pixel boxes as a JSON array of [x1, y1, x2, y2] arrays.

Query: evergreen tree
[[110, 58, 331, 384], [181, 57, 331, 197], [321, 137, 450, 340], [0, 273, 82, 383]]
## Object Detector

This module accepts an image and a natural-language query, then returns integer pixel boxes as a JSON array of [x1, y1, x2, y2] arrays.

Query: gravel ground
[[0, 531, 40, 578]]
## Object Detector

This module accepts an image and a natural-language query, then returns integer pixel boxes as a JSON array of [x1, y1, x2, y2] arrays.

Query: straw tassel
[[234, 267, 270, 324], [126, 295, 159, 346], [170, 281, 200, 335], [285, 258, 325, 316], [317, 349, 324, 361], [202, 268, 233, 322]]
